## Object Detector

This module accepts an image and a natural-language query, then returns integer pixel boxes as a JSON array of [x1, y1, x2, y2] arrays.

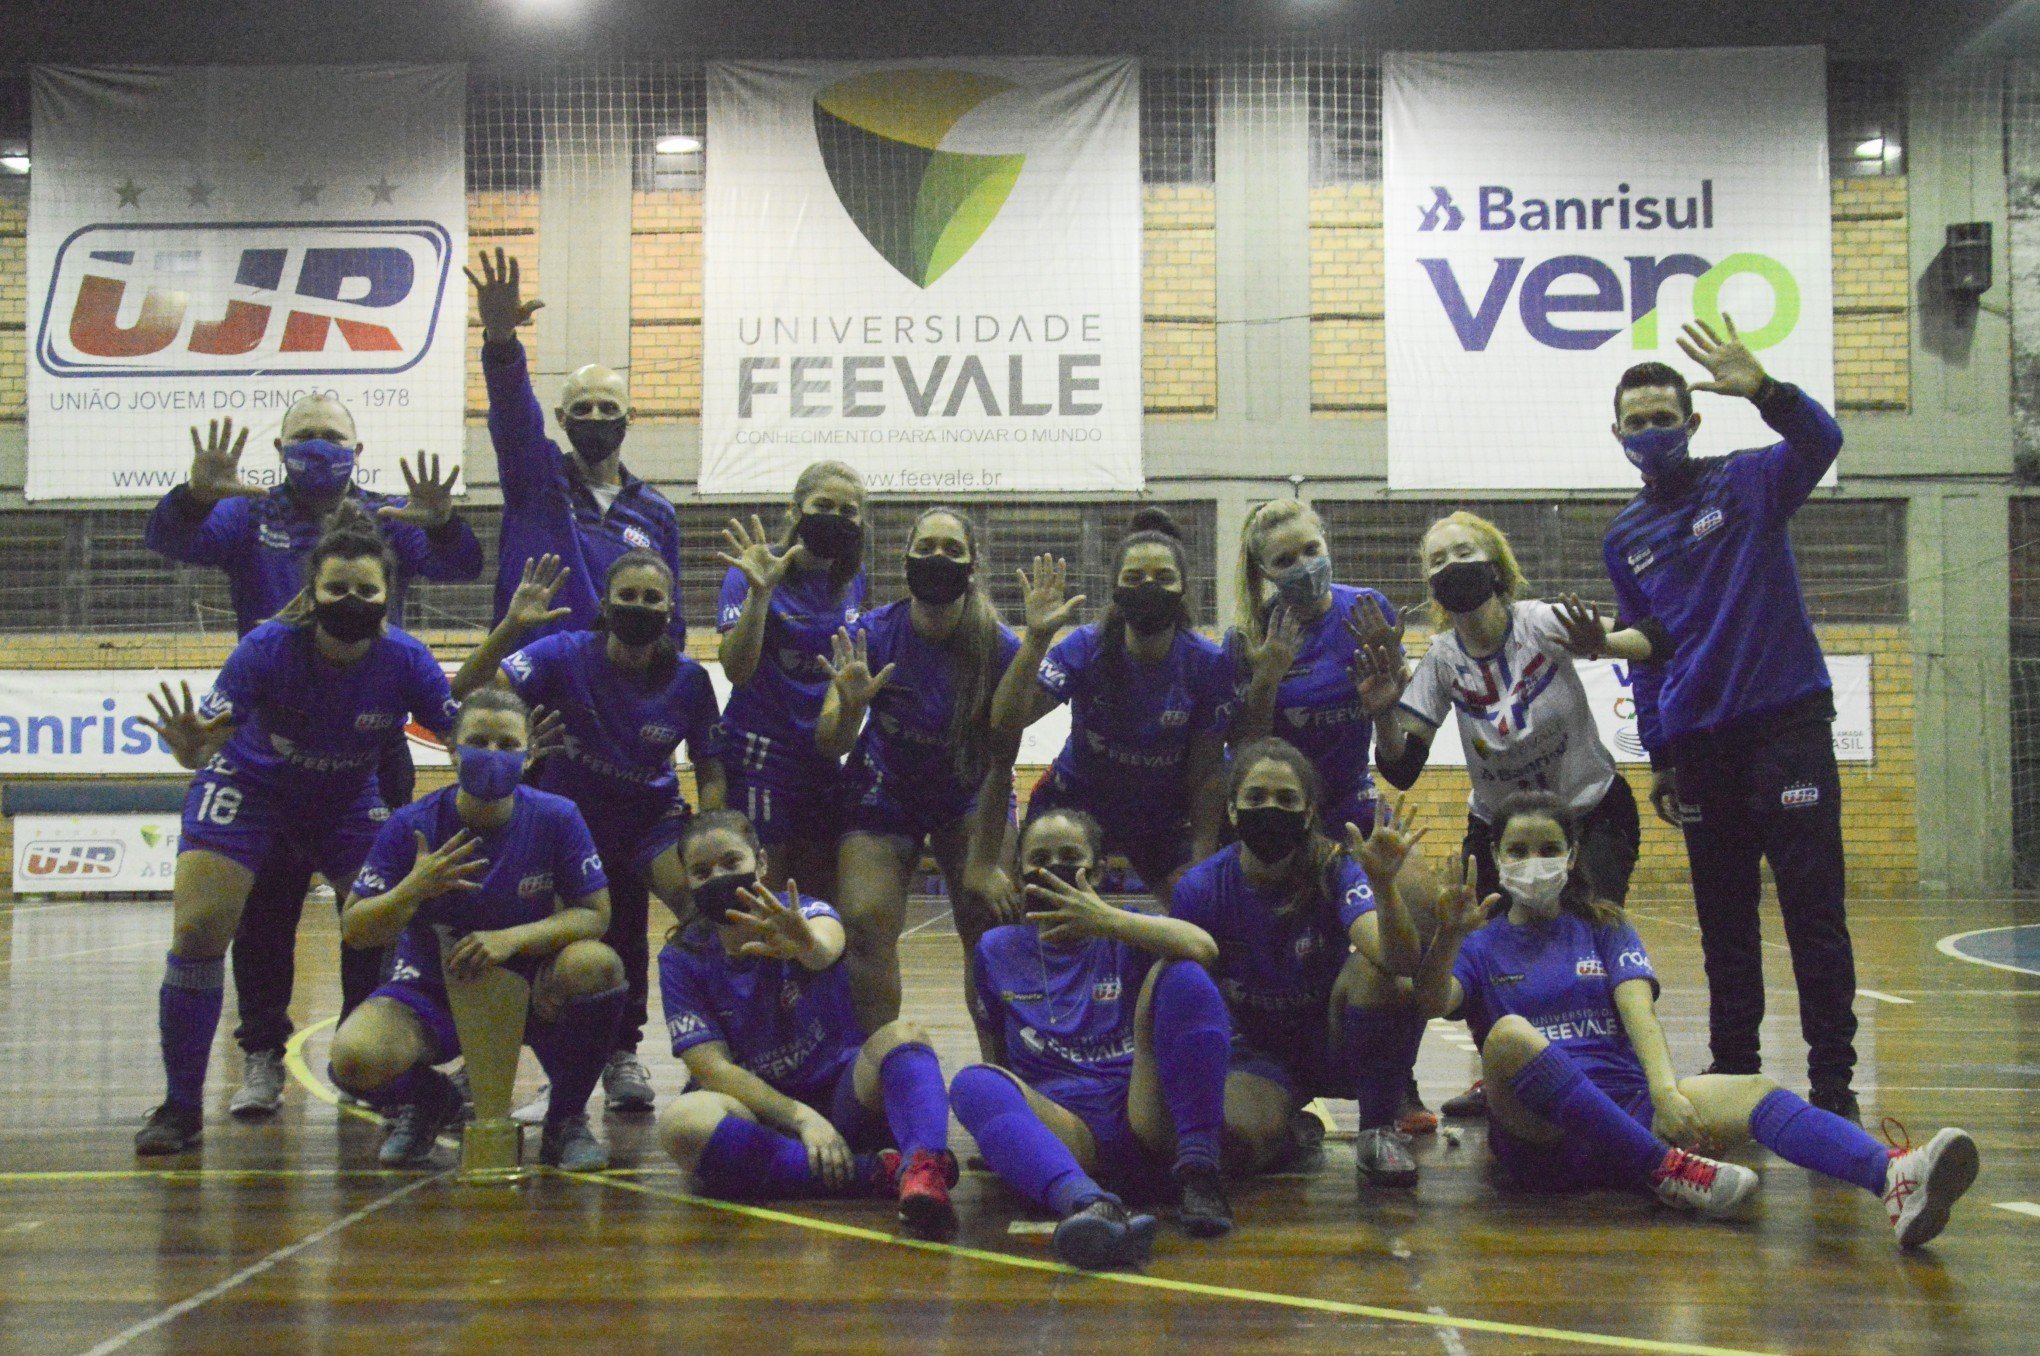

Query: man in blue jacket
[[145, 396, 480, 1116], [1602, 315, 1860, 1121], [467, 247, 685, 1115]]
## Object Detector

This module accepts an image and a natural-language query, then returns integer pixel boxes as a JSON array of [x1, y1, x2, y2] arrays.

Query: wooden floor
[[2, 887, 2037, 1355]]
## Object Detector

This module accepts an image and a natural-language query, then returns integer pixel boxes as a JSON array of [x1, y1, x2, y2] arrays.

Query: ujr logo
[[38, 221, 453, 377]]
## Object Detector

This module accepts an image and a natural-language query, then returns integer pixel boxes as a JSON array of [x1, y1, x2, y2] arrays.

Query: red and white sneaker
[[896, 1147, 959, 1239], [1649, 1146, 1760, 1217], [1884, 1126, 1979, 1249]]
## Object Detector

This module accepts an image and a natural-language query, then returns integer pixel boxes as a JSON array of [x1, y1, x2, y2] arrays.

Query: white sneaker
[[228, 1049, 286, 1118], [1885, 1127, 1979, 1248], [1649, 1146, 1760, 1217], [511, 1084, 551, 1125], [603, 1052, 656, 1114]]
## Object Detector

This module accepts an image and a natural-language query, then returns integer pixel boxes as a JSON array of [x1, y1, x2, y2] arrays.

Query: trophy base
[[457, 1118, 527, 1184]]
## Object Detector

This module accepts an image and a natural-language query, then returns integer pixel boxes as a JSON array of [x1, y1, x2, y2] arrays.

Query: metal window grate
[[1141, 65, 1216, 186], [1829, 60, 1907, 178], [1307, 54, 1381, 186]]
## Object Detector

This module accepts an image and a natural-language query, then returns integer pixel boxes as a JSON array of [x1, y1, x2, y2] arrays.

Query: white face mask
[[1499, 855, 1571, 917]]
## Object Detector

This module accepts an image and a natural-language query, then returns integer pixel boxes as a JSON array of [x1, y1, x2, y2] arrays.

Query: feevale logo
[[37, 221, 454, 379]]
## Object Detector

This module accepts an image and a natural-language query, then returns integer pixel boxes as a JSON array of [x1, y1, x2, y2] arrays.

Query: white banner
[[1421, 654, 1872, 766], [13, 814, 181, 893], [1384, 48, 1835, 490], [26, 65, 467, 500], [702, 59, 1143, 495]]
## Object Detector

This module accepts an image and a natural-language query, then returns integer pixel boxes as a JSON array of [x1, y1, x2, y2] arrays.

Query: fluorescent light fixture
[[655, 135, 702, 155], [1853, 137, 1886, 160], [0, 155, 27, 174]]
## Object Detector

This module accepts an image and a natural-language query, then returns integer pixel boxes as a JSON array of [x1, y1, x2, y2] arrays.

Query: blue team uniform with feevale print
[[970, 924, 1175, 1194], [182, 619, 458, 881], [1029, 624, 1235, 866], [841, 599, 1021, 841], [714, 561, 867, 844], [1226, 584, 1400, 833], [500, 630, 723, 875], [658, 894, 888, 1147], [355, 784, 609, 1061], [1449, 911, 1662, 1191], [1167, 844, 1375, 1099]]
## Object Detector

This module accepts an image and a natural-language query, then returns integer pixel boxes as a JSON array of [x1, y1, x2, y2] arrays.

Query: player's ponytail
[[1232, 499, 1322, 647]]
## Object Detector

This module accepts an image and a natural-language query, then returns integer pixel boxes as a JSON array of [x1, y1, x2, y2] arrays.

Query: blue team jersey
[[351, 784, 608, 940], [1038, 624, 1234, 821], [716, 561, 866, 782], [199, 620, 456, 800], [501, 630, 723, 811], [1168, 844, 1374, 1052], [1451, 912, 1659, 1088], [847, 599, 1021, 808], [658, 894, 865, 1103], [969, 926, 1154, 1108], [1226, 584, 1399, 810]]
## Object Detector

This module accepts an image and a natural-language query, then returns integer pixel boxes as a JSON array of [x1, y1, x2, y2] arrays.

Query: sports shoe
[[1441, 1080, 1488, 1119], [135, 1103, 203, 1156], [603, 1052, 656, 1115], [1355, 1126, 1419, 1188], [1274, 1106, 1327, 1172], [1649, 1146, 1760, 1217], [511, 1084, 551, 1125], [1174, 1164, 1233, 1238], [378, 1071, 460, 1168], [895, 1147, 960, 1238], [1884, 1126, 1979, 1249], [229, 1049, 287, 1119], [540, 1113, 610, 1171], [1810, 1083, 1861, 1126], [1397, 1079, 1439, 1136], [1052, 1194, 1159, 1270]]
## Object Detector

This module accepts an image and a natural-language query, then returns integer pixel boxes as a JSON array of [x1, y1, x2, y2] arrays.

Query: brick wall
[[630, 189, 703, 421], [464, 191, 540, 422], [1144, 184, 1218, 417], [0, 190, 23, 421]]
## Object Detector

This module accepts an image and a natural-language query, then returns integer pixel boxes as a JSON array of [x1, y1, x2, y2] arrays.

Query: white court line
[[75, 1170, 445, 1355], [1625, 908, 1912, 1002], [1993, 1202, 2040, 1220], [900, 908, 955, 939], [0, 939, 158, 971], [1935, 926, 2040, 979], [1856, 989, 1914, 1006]]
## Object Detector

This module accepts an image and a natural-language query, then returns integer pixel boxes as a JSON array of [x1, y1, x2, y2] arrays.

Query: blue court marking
[[1936, 925, 2040, 978]]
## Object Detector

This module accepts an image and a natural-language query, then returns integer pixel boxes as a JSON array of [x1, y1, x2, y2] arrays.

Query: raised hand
[[1351, 638, 1408, 717], [1349, 794, 1427, 882], [1678, 313, 1766, 401], [139, 680, 233, 767], [724, 879, 820, 962], [1016, 554, 1085, 642], [186, 418, 265, 504], [377, 451, 460, 527], [1437, 854, 1501, 938], [464, 247, 544, 344], [1554, 593, 1610, 659], [526, 702, 566, 764], [404, 828, 489, 901], [824, 627, 893, 708], [504, 554, 573, 633], [1247, 604, 1304, 680], [1022, 866, 1115, 947], [1345, 592, 1405, 653], [718, 514, 800, 594]]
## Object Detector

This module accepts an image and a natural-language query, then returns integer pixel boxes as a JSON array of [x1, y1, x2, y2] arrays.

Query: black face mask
[[564, 417, 627, 464], [1234, 805, 1311, 864], [1429, 560, 1500, 615], [796, 511, 864, 564], [605, 602, 668, 647], [1026, 860, 1085, 912], [904, 553, 973, 606], [695, 870, 758, 920], [1113, 582, 1183, 636], [312, 594, 386, 644]]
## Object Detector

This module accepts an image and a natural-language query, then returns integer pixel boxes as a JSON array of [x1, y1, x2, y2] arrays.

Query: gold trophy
[[439, 927, 533, 1183]]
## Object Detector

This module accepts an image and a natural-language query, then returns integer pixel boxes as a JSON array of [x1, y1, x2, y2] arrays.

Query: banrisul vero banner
[[703, 59, 1142, 495], [1384, 48, 1835, 490], [26, 65, 466, 500]]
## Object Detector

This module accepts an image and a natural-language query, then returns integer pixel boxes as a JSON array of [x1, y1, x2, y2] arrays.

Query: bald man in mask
[[468, 248, 686, 647]]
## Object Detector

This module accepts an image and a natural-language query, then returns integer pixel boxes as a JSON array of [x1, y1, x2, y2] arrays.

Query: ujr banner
[[1384, 47, 1835, 490], [26, 65, 467, 500], [703, 59, 1143, 495]]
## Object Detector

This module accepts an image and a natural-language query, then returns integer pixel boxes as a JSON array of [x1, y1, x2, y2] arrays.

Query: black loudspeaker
[[1943, 222, 1993, 296]]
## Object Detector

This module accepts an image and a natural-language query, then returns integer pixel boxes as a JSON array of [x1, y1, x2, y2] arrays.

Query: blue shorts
[[1226, 1024, 1344, 1105], [1044, 1075, 1170, 1205], [842, 753, 976, 846], [724, 761, 847, 847], [588, 796, 691, 878], [794, 1057, 889, 1154], [179, 761, 385, 884], [1487, 1071, 1656, 1193], [368, 929, 550, 1063], [1026, 770, 1193, 880]]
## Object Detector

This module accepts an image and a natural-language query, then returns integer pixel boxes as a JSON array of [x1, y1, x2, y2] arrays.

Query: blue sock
[[531, 985, 625, 1123], [1150, 961, 1229, 1174], [694, 1114, 818, 1199], [1748, 1087, 1889, 1195], [159, 953, 225, 1112], [878, 1041, 950, 1161], [1509, 1044, 1670, 1183], [1338, 1004, 1426, 1129], [332, 1061, 448, 1116], [950, 1065, 1104, 1216]]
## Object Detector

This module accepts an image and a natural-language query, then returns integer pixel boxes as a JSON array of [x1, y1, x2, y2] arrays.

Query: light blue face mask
[[455, 745, 524, 801], [1271, 553, 1333, 609], [1620, 424, 1692, 478], [282, 438, 357, 500]]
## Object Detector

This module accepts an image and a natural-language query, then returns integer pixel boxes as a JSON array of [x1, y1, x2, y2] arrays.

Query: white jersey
[[1398, 600, 1617, 822]]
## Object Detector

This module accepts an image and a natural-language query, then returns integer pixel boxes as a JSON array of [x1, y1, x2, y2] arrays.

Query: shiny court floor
[[1, 888, 2036, 1355]]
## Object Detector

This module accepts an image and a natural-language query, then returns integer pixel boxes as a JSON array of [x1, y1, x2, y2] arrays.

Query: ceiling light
[[655, 135, 702, 155], [0, 155, 27, 174], [1853, 137, 1886, 160]]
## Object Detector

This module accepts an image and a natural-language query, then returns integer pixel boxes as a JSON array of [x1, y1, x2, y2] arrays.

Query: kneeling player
[[655, 811, 959, 1238]]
